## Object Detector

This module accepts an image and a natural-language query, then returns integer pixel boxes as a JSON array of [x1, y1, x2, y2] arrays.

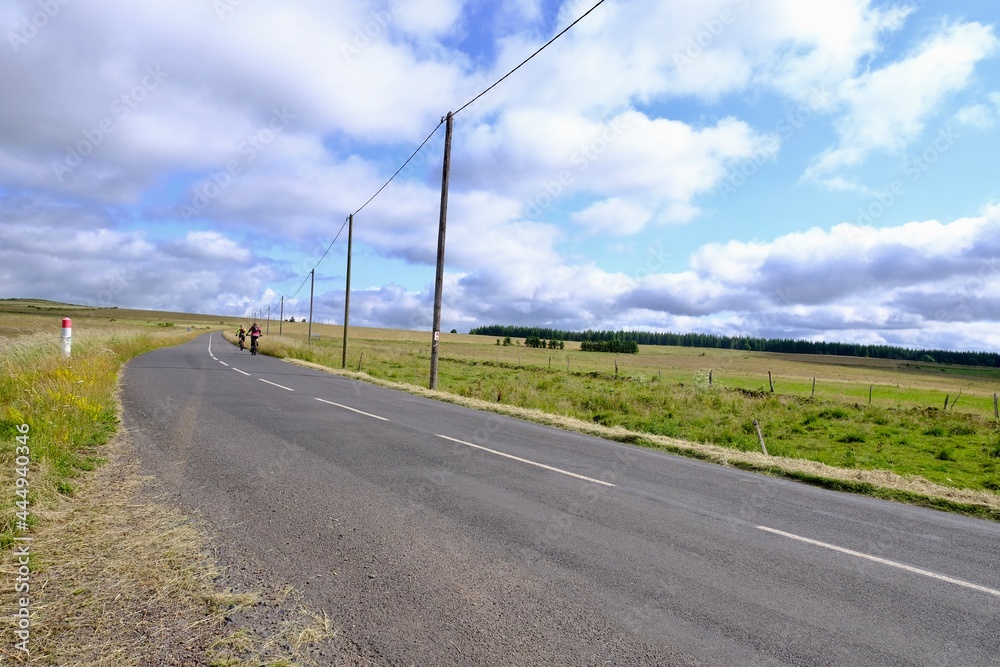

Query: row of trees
[[524, 336, 565, 349], [469, 324, 1000, 367], [579, 338, 638, 353]]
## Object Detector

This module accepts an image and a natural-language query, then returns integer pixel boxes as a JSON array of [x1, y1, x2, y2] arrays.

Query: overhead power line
[[352, 119, 445, 217], [282, 118, 445, 300], [345, 0, 607, 222], [454, 0, 607, 117], [278, 0, 606, 307], [287, 215, 351, 301]]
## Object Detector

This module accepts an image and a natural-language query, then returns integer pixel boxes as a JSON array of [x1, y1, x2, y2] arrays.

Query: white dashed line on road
[[757, 525, 1000, 597], [260, 378, 294, 391], [435, 434, 616, 487], [315, 398, 389, 421]]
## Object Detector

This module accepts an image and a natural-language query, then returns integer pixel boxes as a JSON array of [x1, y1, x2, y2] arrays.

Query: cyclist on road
[[238, 325, 247, 350], [248, 322, 262, 355]]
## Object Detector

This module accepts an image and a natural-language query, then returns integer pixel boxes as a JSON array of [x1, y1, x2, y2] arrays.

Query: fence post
[[994, 393, 998, 419], [753, 420, 768, 455], [768, 371, 774, 392], [811, 377, 816, 398]]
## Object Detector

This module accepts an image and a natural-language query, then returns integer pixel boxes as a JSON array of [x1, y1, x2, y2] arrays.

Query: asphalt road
[[120, 333, 1000, 666]]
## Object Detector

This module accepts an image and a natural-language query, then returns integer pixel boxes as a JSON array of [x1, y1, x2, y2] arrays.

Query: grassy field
[[0, 300, 350, 665], [0, 299, 228, 540]]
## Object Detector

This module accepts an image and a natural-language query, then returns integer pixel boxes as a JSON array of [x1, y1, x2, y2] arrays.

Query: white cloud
[[955, 91, 1000, 128], [806, 20, 999, 183], [755, 0, 914, 102], [572, 198, 652, 236], [461, 109, 774, 229]]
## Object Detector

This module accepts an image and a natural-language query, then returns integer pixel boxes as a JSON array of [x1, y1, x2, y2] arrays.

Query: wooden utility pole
[[307, 269, 315, 345], [279, 296, 284, 335], [342, 214, 353, 369], [429, 111, 453, 390]]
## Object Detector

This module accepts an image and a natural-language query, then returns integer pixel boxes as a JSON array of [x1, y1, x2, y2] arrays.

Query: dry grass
[[0, 427, 343, 666], [0, 302, 361, 665]]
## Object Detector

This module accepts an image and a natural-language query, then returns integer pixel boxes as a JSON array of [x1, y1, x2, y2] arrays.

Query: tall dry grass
[[1, 317, 351, 665]]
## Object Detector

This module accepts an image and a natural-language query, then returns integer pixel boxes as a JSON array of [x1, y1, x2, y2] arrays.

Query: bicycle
[[238, 334, 246, 351], [250, 336, 260, 356]]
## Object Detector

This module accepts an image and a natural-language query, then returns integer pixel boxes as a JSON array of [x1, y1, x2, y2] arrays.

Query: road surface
[[120, 333, 1000, 666]]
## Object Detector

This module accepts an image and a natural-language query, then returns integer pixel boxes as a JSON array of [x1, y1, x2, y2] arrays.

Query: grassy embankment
[[0, 300, 340, 666], [240, 321, 1000, 518]]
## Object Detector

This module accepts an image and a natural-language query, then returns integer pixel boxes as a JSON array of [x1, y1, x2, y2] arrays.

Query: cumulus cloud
[[805, 20, 999, 185]]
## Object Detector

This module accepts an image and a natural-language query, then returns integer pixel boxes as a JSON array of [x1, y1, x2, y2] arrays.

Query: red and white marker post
[[61, 318, 72, 358]]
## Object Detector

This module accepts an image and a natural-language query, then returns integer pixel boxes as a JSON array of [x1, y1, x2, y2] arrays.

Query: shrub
[[936, 447, 957, 462]]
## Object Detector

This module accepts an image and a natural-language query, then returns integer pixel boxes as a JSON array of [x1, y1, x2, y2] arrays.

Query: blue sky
[[2, 0, 1000, 351]]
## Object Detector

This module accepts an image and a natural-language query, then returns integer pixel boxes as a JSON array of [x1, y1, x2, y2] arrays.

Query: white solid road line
[[232, 368, 251, 376], [315, 398, 390, 421], [436, 434, 616, 488], [757, 525, 1000, 597], [260, 378, 294, 391]]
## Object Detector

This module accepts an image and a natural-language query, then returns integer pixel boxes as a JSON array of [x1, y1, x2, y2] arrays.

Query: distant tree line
[[579, 338, 638, 354], [524, 335, 565, 349], [468, 325, 1000, 367]]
